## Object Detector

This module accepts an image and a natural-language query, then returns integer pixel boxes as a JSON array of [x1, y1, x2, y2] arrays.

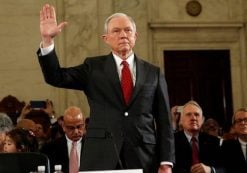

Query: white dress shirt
[[238, 138, 247, 160], [112, 53, 136, 85]]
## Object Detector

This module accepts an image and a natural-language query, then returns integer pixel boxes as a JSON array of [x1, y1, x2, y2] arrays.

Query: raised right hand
[[39, 4, 67, 47]]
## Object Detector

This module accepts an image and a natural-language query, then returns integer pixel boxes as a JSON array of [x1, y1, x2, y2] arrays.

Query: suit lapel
[[236, 140, 247, 162], [129, 56, 147, 105], [61, 136, 69, 160], [103, 53, 124, 105]]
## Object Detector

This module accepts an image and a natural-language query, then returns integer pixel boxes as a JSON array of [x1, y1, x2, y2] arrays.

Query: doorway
[[164, 50, 233, 131]]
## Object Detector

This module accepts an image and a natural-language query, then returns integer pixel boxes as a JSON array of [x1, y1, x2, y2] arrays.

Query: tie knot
[[72, 141, 77, 146], [121, 60, 129, 66], [191, 137, 197, 142]]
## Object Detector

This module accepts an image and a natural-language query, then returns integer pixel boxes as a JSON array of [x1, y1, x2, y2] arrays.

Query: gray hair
[[232, 107, 247, 124], [0, 112, 14, 132], [182, 100, 203, 115], [103, 13, 136, 33]]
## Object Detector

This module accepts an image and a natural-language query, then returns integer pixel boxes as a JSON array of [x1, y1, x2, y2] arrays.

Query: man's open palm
[[39, 4, 67, 46]]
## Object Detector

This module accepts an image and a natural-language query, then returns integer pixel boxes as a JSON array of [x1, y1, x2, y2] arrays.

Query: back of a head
[[16, 119, 36, 131], [0, 113, 14, 151], [25, 110, 51, 134], [0, 112, 14, 132]]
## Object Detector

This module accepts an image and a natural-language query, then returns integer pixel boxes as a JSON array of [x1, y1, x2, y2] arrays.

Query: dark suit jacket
[[40, 135, 84, 173], [173, 131, 224, 173], [38, 50, 175, 173], [221, 139, 247, 173]]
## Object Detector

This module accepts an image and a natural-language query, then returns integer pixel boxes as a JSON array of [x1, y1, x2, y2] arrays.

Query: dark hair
[[25, 110, 51, 134], [50, 121, 64, 140], [6, 128, 38, 152]]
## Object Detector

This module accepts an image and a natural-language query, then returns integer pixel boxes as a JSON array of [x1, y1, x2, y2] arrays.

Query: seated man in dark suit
[[221, 107, 247, 173], [40, 106, 86, 173], [173, 101, 224, 173]]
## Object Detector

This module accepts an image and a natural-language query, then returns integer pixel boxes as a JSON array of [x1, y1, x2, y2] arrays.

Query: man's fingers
[[58, 22, 68, 32], [40, 10, 44, 21], [45, 4, 51, 19], [41, 4, 55, 19], [50, 6, 56, 19], [40, 4, 48, 21]]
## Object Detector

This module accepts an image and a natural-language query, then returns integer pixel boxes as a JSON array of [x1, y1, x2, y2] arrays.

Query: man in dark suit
[[173, 101, 224, 173], [221, 108, 247, 173], [40, 106, 86, 173], [37, 4, 175, 173]]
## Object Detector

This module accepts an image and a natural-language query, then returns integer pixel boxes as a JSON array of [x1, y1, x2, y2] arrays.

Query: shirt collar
[[65, 135, 82, 144], [112, 52, 135, 68], [184, 130, 199, 142], [238, 138, 247, 145]]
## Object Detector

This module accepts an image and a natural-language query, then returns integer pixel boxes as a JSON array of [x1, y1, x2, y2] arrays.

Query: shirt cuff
[[211, 167, 216, 173], [40, 42, 54, 56], [160, 161, 173, 168]]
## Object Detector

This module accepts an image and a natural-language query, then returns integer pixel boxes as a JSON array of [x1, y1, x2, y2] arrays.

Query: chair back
[[0, 152, 50, 173]]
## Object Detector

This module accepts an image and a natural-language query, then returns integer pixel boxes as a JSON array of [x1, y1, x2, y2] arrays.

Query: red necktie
[[191, 137, 200, 165], [121, 61, 133, 105], [69, 141, 78, 173]]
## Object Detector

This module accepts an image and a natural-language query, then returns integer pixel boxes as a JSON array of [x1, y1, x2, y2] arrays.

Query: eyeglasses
[[234, 118, 247, 124], [65, 124, 85, 131]]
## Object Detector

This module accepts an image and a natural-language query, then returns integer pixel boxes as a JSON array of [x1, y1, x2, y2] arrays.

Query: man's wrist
[[159, 164, 172, 172], [41, 36, 54, 48], [40, 42, 54, 56]]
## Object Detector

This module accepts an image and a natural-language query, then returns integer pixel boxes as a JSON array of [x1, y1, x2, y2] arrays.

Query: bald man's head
[[64, 106, 84, 122], [62, 106, 86, 141]]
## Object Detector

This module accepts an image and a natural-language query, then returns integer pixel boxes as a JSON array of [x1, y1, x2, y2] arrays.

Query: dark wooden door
[[164, 50, 233, 131]]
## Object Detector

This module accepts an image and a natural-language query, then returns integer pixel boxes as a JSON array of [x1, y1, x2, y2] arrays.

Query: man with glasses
[[41, 106, 86, 173], [221, 108, 247, 173]]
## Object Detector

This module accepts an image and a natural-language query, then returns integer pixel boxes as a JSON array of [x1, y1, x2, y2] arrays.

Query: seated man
[[221, 107, 247, 173], [40, 106, 86, 173], [173, 101, 224, 173]]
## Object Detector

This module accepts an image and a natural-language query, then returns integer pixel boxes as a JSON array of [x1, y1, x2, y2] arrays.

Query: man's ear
[[202, 115, 205, 123], [101, 34, 107, 43], [134, 32, 138, 39]]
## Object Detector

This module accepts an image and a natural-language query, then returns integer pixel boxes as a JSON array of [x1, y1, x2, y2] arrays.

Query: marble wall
[[0, 0, 246, 116]]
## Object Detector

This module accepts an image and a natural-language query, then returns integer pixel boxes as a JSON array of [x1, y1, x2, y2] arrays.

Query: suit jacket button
[[124, 112, 128, 116]]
